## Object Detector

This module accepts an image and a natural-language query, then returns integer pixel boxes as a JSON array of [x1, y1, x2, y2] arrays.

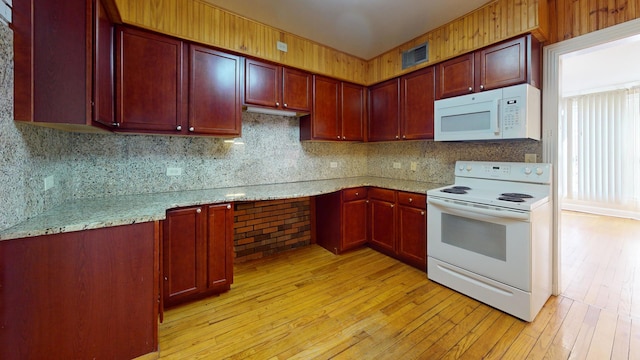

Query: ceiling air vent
[[402, 42, 429, 70]]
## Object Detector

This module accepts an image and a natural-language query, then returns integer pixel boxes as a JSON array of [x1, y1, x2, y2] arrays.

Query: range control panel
[[455, 161, 552, 184]]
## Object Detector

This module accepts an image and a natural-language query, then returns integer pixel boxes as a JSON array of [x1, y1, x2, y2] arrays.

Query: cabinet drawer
[[397, 192, 426, 209], [368, 187, 396, 202], [343, 187, 368, 201]]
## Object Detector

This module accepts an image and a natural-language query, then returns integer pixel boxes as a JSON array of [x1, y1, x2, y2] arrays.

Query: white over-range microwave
[[434, 83, 541, 141]]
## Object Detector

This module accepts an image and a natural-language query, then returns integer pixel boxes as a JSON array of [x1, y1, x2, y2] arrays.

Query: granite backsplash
[[0, 22, 541, 232]]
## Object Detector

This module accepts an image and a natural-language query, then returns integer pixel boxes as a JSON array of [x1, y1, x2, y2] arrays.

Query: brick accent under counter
[[233, 198, 311, 262]]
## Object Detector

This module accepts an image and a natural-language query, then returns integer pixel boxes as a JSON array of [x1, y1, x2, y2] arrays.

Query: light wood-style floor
[[157, 212, 640, 359]]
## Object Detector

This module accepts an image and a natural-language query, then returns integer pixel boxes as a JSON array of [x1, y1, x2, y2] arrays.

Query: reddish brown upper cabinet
[[368, 78, 401, 141], [245, 59, 312, 113], [116, 26, 186, 133], [436, 34, 541, 99], [13, 0, 114, 130], [300, 76, 365, 141], [315, 188, 368, 254], [367, 188, 427, 271], [400, 66, 435, 140], [116, 27, 242, 136], [163, 203, 234, 308], [188, 45, 242, 136], [369, 66, 435, 141]]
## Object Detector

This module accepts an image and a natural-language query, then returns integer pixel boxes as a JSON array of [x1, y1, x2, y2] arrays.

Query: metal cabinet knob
[[176, 125, 182, 131], [164, 276, 168, 281], [275, 102, 280, 107], [468, 87, 473, 92], [355, 192, 359, 196], [402, 135, 406, 139], [342, 136, 346, 140], [421, 211, 425, 216], [189, 127, 195, 132], [196, 208, 202, 213], [480, 85, 485, 90], [283, 103, 288, 108], [112, 122, 120, 127], [395, 135, 400, 139], [337, 135, 341, 139], [226, 204, 232, 209], [390, 204, 394, 208], [409, 198, 413, 202]]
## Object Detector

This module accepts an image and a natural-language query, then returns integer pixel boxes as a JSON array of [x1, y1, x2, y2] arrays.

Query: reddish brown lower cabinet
[[315, 188, 368, 254], [368, 188, 427, 270], [163, 203, 233, 308], [0, 222, 159, 360]]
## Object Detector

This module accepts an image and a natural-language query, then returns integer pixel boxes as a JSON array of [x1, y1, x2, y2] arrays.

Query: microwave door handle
[[494, 99, 501, 135]]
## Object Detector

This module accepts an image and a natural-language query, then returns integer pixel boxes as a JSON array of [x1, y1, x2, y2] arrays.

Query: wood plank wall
[[547, 0, 640, 43], [113, 0, 368, 84], [367, 0, 549, 84], [112, 0, 640, 85]]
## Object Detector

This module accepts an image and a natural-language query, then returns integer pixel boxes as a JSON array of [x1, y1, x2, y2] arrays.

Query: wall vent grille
[[402, 42, 429, 70]]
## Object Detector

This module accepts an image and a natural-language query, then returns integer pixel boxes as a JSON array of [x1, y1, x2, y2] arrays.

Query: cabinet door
[[368, 198, 396, 254], [436, 53, 475, 99], [311, 75, 341, 140], [116, 27, 185, 132], [368, 78, 400, 141], [342, 189, 368, 250], [397, 205, 427, 270], [477, 36, 527, 91], [341, 82, 366, 141], [189, 45, 241, 136], [401, 66, 435, 140], [282, 67, 312, 112], [163, 207, 206, 306], [245, 59, 280, 108], [93, 0, 114, 127], [206, 204, 234, 290]]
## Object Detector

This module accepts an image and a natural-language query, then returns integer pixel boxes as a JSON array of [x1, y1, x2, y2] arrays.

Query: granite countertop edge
[[0, 177, 447, 241]]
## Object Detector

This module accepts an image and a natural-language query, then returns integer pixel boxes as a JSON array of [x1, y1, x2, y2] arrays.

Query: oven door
[[427, 196, 531, 291]]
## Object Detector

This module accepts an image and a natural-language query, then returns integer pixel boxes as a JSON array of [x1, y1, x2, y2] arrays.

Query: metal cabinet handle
[[355, 192, 359, 196], [176, 125, 182, 131], [409, 198, 413, 203], [468, 87, 473, 92], [342, 136, 346, 140], [337, 135, 341, 139], [226, 204, 232, 209], [112, 122, 120, 127], [276, 102, 280, 106], [395, 135, 400, 139], [480, 85, 485, 90], [164, 276, 168, 281], [283, 103, 288, 108], [421, 211, 425, 216], [196, 208, 202, 213], [402, 135, 406, 139], [390, 204, 394, 208], [189, 127, 195, 132]]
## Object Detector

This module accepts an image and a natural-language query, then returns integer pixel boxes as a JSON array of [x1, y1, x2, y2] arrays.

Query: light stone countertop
[[0, 177, 447, 241]]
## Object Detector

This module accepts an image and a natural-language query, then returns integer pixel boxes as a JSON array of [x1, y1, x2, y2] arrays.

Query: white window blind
[[560, 87, 640, 219]]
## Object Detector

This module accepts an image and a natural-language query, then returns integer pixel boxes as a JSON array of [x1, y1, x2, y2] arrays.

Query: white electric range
[[426, 161, 553, 322]]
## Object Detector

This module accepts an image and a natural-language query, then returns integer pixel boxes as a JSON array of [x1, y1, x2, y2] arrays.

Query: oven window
[[441, 213, 507, 261]]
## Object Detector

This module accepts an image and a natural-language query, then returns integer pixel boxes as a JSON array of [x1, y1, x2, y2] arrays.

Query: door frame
[[542, 18, 640, 295]]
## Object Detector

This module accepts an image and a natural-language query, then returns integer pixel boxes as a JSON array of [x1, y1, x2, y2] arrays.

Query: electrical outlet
[[393, 162, 401, 169], [166, 167, 182, 176], [410, 162, 417, 171], [330, 162, 338, 168], [525, 154, 537, 163], [44, 175, 55, 191], [277, 41, 288, 52]]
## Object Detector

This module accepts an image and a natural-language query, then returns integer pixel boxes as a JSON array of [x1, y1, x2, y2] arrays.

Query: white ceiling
[[561, 34, 640, 97], [202, 0, 492, 60]]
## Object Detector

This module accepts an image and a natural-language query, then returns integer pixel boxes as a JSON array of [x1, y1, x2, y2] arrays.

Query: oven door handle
[[427, 197, 529, 221]]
